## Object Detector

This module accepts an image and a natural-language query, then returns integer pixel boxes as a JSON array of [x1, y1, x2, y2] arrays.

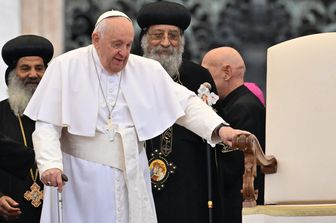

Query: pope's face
[[92, 17, 134, 74], [15, 56, 45, 90]]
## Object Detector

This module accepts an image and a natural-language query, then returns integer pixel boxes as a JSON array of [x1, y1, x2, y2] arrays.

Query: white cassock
[[24, 45, 227, 223]]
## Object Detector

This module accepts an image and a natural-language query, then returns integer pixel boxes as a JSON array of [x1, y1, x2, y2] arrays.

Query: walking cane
[[58, 174, 68, 223], [197, 82, 219, 223]]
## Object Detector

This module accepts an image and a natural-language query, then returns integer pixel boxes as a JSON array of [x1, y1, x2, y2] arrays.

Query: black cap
[[137, 1, 191, 31], [2, 34, 54, 85]]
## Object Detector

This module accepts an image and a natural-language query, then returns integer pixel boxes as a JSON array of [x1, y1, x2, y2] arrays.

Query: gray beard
[[141, 35, 184, 77], [7, 70, 35, 116]]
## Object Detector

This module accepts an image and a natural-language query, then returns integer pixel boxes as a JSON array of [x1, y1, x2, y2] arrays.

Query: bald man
[[202, 47, 266, 223]]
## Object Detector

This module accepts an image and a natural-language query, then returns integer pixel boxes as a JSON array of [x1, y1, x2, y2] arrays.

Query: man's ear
[[222, 64, 232, 80], [92, 32, 99, 48]]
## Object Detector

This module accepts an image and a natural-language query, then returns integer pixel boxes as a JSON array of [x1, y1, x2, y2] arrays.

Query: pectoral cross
[[24, 182, 43, 207], [106, 118, 118, 141]]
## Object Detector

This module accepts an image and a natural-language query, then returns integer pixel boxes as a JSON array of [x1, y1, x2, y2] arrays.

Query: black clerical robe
[[146, 60, 222, 223], [0, 133, 34, 180], [0, 99, 42, 223], [216, 84, 266, 223]]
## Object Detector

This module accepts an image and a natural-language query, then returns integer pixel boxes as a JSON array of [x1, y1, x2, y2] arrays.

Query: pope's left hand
[[218, 126, 250, 147]]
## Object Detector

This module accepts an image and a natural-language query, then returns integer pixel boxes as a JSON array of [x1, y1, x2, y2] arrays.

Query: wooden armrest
[[232, 134, 278, 207]]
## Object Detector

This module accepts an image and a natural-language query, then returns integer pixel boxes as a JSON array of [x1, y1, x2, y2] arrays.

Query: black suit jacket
[[216, 85, 266, 223]]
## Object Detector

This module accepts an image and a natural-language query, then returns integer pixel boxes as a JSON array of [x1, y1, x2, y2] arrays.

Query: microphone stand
[[197, 82, 219, 223], [206, 143, 214, 223]]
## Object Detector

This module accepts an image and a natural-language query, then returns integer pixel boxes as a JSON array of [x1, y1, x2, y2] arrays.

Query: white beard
[[7, 70, 36, 116], [141, 35, 185, 77]]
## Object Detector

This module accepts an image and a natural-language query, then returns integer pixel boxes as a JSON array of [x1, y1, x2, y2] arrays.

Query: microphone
[[202, 82, 212, 90], [197, 82, 219, 106]]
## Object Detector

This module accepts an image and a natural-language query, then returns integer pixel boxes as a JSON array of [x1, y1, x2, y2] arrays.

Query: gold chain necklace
[[91, 47, 122, 141], [18, 115, 43, 207], [172, 70, 183, 85]]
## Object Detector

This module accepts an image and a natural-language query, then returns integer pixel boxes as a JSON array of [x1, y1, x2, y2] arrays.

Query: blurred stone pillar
[[21, 0, 64, 56]]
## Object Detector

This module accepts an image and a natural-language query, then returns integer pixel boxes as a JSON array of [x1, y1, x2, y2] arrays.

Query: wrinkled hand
[[219, 126, 250, 147], [0, 195, 21, 220], [41, 168, 65, 192]]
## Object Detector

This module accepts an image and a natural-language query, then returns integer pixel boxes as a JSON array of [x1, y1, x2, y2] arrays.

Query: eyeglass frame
[[146, 29, 182, 42]]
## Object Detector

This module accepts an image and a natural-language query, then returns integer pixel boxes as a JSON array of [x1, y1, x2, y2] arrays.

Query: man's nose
[[28, 69, 40, 78], [160, 35, 171, 47], [117, 46, 130, 56]]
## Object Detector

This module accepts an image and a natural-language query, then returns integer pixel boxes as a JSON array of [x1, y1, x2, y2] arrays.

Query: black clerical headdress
[[137, 1, 191, 31], [1, 34, 54, 85]]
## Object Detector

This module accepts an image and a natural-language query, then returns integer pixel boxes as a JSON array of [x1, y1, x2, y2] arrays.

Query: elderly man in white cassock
[[24, 10, 249, 223]]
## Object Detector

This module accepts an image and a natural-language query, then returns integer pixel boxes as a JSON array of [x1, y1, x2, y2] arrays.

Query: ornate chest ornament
[[148, 128, 176, 191]]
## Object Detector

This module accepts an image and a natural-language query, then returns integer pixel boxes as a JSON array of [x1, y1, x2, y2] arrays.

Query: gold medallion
[[149, 150, 176, 191], [148, 127, 177, 191], [24, 182, 43, 207]]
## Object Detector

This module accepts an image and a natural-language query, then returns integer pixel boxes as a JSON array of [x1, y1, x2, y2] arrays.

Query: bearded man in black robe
[[0, 35, 53, 223], [136, 2, 224, 223]]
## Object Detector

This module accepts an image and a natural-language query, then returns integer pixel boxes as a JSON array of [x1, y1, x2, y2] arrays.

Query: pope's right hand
[[41, 168, 65, 192]]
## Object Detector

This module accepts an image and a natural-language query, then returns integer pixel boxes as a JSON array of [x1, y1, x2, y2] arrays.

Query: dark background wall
[[65, 0, 336, 97]]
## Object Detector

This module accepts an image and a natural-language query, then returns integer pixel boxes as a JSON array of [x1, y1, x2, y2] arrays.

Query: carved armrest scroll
[[232, 134, 278, 207]]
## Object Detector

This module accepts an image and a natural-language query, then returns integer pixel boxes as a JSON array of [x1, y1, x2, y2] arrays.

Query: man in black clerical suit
[[136, 2, 223, 223], [0, 35, 53, 223], [202, 46, 266, 223]]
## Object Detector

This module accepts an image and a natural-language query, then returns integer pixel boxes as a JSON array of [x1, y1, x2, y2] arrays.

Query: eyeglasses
[[148, 31, 181, 42]]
